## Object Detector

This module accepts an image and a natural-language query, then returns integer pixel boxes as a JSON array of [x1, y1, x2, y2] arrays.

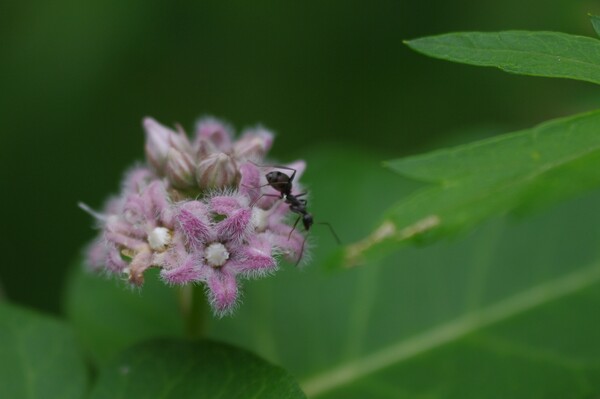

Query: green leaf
[[64, 267, 184, 366], [405, 31, 600, 84], [0, 302, 87, 399], [89, 338, 306, 399], [345, 110, 600, 266], [590, 14, 600, 38], [303, 274, 600, 398]]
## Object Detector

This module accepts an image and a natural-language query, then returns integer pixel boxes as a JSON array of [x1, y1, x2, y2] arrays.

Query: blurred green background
[[2, 0, 600, 313]]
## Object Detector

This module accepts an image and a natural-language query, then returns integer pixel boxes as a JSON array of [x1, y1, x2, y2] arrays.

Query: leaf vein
[[301, 261, 600, 397]]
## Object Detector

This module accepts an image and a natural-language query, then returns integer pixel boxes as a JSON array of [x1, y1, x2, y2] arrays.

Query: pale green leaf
[[304, 275, 600, 398], [90, 339, 306, 399], [345, 110, 600, 266], [405, 31, 600, 84], [0, 303, 87, 399]]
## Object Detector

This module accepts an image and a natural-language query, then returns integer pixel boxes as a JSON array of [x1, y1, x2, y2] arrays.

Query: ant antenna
[[317, 222, 341, 245]]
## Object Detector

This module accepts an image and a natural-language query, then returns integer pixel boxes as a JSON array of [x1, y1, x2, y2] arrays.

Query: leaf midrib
[[426, 43, 600, 71], [300, 261, 600, 397]]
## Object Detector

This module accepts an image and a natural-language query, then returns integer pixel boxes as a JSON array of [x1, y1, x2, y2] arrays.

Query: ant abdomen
[[302, 214, 313, 231]]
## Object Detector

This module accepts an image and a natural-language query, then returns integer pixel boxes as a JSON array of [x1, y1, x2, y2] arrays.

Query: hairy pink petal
[[239, 162, 262, 203], [142, 181, 172, 226], [105, 231, 145, 250], [117, 204, 147, 238], [153, 229, 189, 269], [161, 255, 202, 285], [106, 245, 128, 273], [215, 209, 251, 243], [206, 271, 239, 316], [231, 237, 276, 278], [210, 195, 245, 217], [128, 247, 153, 285], [176, 202, 212, 247], [168, 229, 188, 257], [271, 226, 306, 264]]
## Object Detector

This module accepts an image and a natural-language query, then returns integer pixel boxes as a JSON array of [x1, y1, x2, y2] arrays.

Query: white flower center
[[251, 208, 269, 232], [148, 227, 172, 251], [205, 242, 230, 267]]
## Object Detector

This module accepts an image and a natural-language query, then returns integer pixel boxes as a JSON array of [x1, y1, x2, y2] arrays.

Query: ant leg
[[295, 233, 309, 267], [241, 182, 272, 191], [241, 182, 271, 202], [288, 215, 302, 240], [250, 193, 281, 208], [316, 222, 342, 245]]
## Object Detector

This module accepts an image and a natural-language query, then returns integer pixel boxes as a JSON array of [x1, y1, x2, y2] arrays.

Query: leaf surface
[[590, 14, 600, 38], [406, 31, 600, 84], [0, 303, 87, 399], [90, 338, 306, 399], [345, 110, 600, 266], [64, 267, 184, 365]]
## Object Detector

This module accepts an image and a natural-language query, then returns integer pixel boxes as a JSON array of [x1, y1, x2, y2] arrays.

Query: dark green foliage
[[0, 303, 87, 399], [90, 339, 306, 399]]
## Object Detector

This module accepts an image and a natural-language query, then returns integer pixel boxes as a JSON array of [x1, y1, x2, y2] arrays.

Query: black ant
[[251, 164, 341, 265]]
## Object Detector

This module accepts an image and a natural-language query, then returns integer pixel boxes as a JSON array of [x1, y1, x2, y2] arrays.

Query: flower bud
[[194, 118, 233, 153], [143, 117, 171, 173], [144, 117, 192, 174], [196, 152, 239, 189], [166, 148, 196, 189], [234, 127, 274, 162], [196, 137, 219, 160]]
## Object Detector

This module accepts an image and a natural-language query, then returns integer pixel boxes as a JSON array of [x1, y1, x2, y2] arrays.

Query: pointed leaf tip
[[589, 13, 600, 38]]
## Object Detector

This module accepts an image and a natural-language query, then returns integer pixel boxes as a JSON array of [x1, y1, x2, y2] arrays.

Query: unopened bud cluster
[[83, 116, 304, 316]]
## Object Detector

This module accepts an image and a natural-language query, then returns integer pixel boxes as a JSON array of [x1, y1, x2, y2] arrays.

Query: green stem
[[179, 284, 209, 339]]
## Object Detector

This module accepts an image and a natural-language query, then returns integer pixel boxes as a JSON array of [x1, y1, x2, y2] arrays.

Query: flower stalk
[[179, 284, 209, 339]]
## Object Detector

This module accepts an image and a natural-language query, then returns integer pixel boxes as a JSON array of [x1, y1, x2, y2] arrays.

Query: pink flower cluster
[[83, 117, 306, 316]]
